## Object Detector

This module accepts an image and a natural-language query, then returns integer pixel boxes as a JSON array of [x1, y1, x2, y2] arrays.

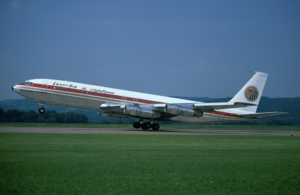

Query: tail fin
[[230, 71, 268, 112]]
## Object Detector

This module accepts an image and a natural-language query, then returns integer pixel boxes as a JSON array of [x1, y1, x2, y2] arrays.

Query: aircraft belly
[[167, 113, 254, 123], [168, 115, 218, 123], [19, 89, 105, 112]]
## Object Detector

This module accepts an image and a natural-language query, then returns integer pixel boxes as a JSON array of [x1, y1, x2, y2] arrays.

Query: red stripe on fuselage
[[21, 83, 165, 105]]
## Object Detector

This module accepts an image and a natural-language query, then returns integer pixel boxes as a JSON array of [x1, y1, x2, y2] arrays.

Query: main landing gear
[[133, 120, 160, 131]]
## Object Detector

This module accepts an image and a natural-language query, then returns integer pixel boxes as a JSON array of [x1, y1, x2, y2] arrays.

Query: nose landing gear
[[38, 104, 45, 114], [38, 107, 45, 114]]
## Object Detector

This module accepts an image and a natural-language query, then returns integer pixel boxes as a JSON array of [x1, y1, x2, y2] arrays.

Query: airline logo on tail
[[244, 86, 259, 102]]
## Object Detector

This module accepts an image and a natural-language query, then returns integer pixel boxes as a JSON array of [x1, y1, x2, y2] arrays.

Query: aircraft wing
[[193, 102, 257, 111], [238, 112, 288, 118]]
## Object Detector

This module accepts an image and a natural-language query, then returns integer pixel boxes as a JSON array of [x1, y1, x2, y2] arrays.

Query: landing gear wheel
[[152, 123, 160, 131], [133, 122, 141, 129], [38, 107, 45, 114], [141, 125, 148, 130], [141, 122, 151, 130]]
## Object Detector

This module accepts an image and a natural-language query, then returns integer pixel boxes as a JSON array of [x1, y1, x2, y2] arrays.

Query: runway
[[0, 127, 298, 136]]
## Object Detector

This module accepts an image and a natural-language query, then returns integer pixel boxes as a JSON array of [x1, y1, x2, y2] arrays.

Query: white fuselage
[[12, 79, 254, 123]]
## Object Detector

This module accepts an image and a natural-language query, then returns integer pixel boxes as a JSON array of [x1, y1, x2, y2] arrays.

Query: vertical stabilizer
[[229, 72, 268, 112]]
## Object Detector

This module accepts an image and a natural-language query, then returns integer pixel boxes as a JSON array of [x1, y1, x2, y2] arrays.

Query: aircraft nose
[[12, 85, 20, 93]]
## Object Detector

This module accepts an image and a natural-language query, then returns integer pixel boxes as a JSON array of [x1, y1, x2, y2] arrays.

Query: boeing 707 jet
[[12, 71, 286, 130]]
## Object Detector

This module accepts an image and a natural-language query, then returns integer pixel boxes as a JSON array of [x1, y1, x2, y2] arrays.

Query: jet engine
[[165, 104, 203, 117], [124, 105, 160, 118]]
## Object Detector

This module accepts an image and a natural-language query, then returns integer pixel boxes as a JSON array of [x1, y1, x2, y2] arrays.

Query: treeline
[[226, 119, 294, 126], [0, 108, 88, 123]]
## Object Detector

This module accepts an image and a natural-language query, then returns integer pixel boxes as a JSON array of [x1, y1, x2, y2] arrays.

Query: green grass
[[0, 133, 299, 195], [1, 122, 299, 130]]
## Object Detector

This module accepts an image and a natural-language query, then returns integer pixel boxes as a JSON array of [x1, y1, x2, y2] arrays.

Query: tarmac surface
[[0, 127, 298, 136]]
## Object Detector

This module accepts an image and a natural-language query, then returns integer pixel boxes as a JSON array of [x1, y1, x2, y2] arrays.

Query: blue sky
[[1, 0, 299, 101]]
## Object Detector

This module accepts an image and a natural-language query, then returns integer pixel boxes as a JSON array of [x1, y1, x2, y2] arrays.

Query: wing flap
[[238, 112, 288, 118], [193, 102, 257, 111]]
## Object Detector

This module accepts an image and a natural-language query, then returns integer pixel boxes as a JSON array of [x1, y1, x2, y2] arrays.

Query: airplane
[[12, 71, 286, 130]]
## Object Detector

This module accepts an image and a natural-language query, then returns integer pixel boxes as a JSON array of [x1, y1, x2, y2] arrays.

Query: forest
[[0, 108, 88, 123]]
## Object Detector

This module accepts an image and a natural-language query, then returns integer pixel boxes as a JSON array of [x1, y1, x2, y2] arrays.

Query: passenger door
[[41, 81, 48, 93]]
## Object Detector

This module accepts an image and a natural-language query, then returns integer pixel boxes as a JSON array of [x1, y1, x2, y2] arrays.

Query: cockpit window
[[24, 81, 33, 85]]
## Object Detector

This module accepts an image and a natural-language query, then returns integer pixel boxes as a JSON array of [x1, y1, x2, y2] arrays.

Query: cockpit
[[19, 81, 34, 85], [12, 81, 34, 93]]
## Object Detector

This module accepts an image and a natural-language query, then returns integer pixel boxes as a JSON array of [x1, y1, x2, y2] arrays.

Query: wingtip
[[254, 71, 268, 76]]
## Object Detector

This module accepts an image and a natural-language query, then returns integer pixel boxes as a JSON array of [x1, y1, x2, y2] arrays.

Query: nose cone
[[12, 85, 20, 93]]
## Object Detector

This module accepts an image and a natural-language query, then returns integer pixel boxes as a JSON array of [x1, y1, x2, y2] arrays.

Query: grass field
[[1, 122, 299, 130], [0, 133, 299, 195]]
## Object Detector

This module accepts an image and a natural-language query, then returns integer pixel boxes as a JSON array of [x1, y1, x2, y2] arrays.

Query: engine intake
[[165, 104, 203, 117], [124, 105, 160, 118]]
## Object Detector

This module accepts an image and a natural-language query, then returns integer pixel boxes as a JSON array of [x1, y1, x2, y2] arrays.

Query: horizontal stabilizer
[[238, 112, 288, 118], [193, 102, 257, 111]]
